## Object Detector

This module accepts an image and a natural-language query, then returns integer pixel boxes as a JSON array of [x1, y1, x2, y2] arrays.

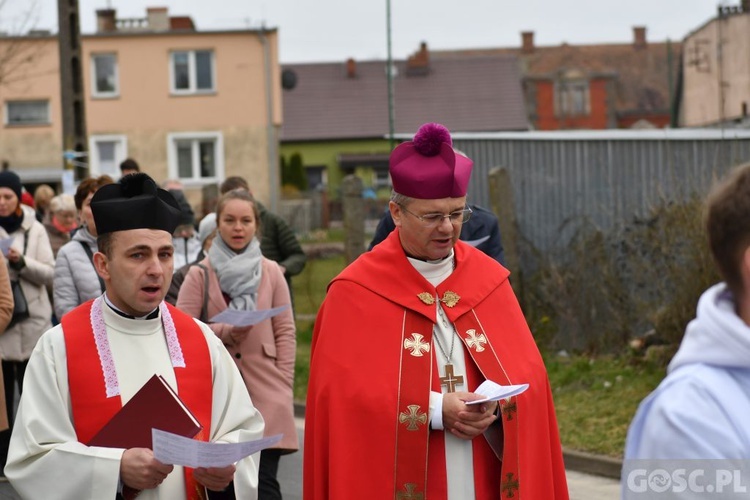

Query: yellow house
[[0, 7, 281, 210]]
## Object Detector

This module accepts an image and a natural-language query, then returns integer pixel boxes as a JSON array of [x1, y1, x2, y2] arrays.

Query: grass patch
[[292, 255, 346, 402], [546, 352, 664, 457]]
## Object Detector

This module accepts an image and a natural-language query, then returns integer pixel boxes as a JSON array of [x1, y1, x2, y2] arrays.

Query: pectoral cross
[[439, 364, 464, 393]]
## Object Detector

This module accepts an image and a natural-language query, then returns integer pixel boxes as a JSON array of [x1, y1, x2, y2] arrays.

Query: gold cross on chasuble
[[439, 364, 464, 393]]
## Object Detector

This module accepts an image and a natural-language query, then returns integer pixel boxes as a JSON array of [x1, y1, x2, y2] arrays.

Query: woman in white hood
[[625, 163, 750, 460]]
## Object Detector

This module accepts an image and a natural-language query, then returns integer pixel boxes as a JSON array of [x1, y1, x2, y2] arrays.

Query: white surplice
[[409, 253, 477, 500], [5, 303, 265, 500]]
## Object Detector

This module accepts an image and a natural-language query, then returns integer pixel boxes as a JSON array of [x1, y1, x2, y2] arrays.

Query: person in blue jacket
[[369, 203, 506, 265]]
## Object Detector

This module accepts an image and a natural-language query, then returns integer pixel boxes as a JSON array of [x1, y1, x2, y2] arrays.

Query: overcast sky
[[1, 0, 727, 63]]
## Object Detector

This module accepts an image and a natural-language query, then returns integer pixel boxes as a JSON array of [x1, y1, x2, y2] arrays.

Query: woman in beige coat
[[0, 171, 54, 476], [177, 189, 297, 500]]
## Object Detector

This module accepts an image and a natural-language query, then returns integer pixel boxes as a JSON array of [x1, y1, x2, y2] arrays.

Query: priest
[[304, 123, 569, 499], [6, 173, 265, 499]]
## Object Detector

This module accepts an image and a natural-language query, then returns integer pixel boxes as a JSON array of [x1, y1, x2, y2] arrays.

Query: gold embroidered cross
[[465, 329, 488, 352], [396, 483, 424, 500], [501, 472, 519, 498], [403, 333, 430, 357], [398, 405, 427, 431]]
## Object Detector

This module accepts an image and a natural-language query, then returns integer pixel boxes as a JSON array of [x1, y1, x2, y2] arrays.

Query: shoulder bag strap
[[78, 240, 106, 294], [195, 263, 209, 323]]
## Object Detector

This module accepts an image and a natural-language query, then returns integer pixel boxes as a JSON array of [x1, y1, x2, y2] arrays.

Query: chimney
[[521, 31, 535, 54], [96, 9, 117, 33], [147, 7, 170, 31], [633, 26, 647, 50], [406, 42, 429, 76], [346, 58, 356, 78]]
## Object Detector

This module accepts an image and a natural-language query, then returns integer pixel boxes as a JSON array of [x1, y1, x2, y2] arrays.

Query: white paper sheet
[[209, 305, 290, 327], [0, 237, 14, 257], [152, 429, 282, 468], [465, 380, 529, 405]]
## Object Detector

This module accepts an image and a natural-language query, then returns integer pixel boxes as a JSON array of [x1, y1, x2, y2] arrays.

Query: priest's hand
[[194, 464, 237, 491], [120, 448, 174, 490], [443, 392, 498, 440]]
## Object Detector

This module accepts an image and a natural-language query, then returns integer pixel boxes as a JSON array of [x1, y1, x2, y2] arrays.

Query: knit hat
[[91, 173, 181, 235], [389, 123, 473, 199], [198, 213, 217, 244], [0, 171, 23, 201]]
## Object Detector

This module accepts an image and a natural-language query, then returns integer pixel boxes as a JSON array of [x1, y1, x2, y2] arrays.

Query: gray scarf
[[208, 236, 262, 311]]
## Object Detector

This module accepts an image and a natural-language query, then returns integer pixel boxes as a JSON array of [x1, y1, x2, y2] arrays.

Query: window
[[170, 50, 215, 94], [5, 100, 49, 126], [167, 132, 224, 183], [89, 135, 127, 177], [91, 53, 119, 98], [554, 71, 590, 117]]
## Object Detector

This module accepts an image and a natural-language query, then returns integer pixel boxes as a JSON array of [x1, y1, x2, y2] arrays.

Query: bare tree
[[0, 0, 46, 90]]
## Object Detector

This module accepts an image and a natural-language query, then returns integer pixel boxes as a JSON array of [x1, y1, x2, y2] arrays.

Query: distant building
[[436, 27, 680, 131], [0, 6, 281, 210], [280, 42, 529, 199], [680, 1, 750, 128]]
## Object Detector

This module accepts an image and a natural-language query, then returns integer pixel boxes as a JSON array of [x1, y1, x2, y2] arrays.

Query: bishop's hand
[[442, 391, 498, 440]]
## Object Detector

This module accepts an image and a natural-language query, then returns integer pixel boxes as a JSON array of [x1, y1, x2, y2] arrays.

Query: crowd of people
[[0, 119, 744, 500]]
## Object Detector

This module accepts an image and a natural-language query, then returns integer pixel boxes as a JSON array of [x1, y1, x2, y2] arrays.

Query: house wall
[[0, 29, 279, 210], [83, 30, 279, 206], [0, 37, 62, 173], [682, 14, 750, 127]]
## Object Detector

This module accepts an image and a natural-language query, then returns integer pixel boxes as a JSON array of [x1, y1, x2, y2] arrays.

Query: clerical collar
[[103, 294, 159, 320], [408, 250, 455, 287]]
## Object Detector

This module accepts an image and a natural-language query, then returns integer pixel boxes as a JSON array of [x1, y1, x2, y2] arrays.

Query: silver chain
[[433, 307, 456, 364]]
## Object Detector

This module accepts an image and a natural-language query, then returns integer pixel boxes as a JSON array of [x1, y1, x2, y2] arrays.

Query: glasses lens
[[462, 209, 472, 223]]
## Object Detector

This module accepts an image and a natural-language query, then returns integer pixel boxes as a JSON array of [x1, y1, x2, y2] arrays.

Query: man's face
[[391, 196, 467, 261], [94, 229, 174, 316]]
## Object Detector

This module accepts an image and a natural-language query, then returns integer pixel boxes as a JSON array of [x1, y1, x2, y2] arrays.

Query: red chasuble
[[304, 230, 569, 500], [62, 300, 213, 500]]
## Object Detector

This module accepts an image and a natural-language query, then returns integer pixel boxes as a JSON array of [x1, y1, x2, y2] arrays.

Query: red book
[[88, 374, 202, 449]]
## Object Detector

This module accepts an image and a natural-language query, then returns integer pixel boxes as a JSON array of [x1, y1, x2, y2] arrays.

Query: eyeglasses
[[398, 204, 473, 228]]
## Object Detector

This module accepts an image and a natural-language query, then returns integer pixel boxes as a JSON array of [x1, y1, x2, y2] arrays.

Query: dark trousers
[[207, 449, 283, 500], [0, 359, 28, 471]]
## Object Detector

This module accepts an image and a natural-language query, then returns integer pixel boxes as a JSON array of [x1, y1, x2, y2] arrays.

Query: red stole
[[62, 300, 213, 500], [394, 310, 516, 499]]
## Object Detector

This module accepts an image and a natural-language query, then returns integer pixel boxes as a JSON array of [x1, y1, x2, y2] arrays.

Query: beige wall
[[83, 30, 280, 208], [0, 37, 62, 171], [0, 29, 280, 207], [682, 15, 750, 127]]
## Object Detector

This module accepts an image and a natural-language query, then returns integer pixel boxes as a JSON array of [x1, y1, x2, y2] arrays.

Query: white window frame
[[90, 53, 119, 98], [167, 131, 224, 185], [4, 100, 50, 126], [88, 134, 128, 177], [169, 50, 216, 95]]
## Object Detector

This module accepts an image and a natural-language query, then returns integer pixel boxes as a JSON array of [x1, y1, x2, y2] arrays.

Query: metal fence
[[452, 129, 750, 255]]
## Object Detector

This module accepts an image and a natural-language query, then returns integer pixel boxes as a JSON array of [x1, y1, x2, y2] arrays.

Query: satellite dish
[[281, 69, 297, 90]]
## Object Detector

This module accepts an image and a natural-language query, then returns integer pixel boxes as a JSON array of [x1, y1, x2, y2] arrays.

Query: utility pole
[[58, 0, 88, 181], [386, 0, 395, 150]]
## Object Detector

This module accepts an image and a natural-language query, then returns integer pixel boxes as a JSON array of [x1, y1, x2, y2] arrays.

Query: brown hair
[[705, 163, 750, 296], [220, 176, 250, 194], [75, 175, 114, 210]]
